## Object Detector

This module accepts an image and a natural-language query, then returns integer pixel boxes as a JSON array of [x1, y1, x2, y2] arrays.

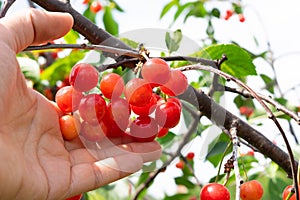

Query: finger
[[0, 8, 73, 52], [70, 141, 162, 165], [68, 154, 143, 197]]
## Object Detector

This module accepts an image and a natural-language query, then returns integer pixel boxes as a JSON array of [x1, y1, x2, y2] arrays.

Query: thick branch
[[179, 86, 297, 177]]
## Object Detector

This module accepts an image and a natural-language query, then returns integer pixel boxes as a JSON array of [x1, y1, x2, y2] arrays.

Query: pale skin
[[0, 9, 162, 200]]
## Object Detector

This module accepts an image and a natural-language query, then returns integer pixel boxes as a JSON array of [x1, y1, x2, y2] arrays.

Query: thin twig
[[177, 63, 299, 199], [24, 43, 141, 58], [230, 120, 242, 200], [222, 86, 300, 125]]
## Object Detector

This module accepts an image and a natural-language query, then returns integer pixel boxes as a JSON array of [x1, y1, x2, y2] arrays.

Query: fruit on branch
[[90, 1, 102, 13], [100, 73, 124, 99], [239, 14, 246, 22], [124, 78, 153, 107], [59, 114, 80, 140], [65, 194, 83, 200], [239, 106, 254, 118], [200, 183, 230, 200], [282, 185, 300, 200], [186, 152, 195, 160], [55, 86, 83, 114], [160, 69, 188, 96], [55, 61, 187, 143], [157, 127, 169, 138], [240, 180, 264, 200], [127, 116, 158, 142], [141, 58, 171, 85], [175, 160, 185, 169], [101, 99, 130, 138], [224, 9, 234, 20], [78, 93, 107, 125], [131, 93, 158, 116], [69, 63, 99, 92], [155, 100, 181, 128]]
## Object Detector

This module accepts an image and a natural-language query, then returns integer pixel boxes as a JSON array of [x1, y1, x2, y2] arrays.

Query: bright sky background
[[5, 0, 300, 198]]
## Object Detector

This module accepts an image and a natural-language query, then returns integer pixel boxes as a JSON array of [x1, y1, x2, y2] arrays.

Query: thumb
[[0, 8, 73, 52]]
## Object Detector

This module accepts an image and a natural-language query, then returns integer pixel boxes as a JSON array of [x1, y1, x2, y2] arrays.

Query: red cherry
[[239, 14, 246, 22], [239, 106, 254, 117], [157, 127, 169, 138], [155, 101, 181, 128], [78, 94, 107, 125], [59, 115, 81, 141], [124, 78, 153, 107], [55, 86, 83, 114], [131, 93, 158, 116], [240, 180, 264, 200], [224, 9, 234, 20], [200, 183, 230, 200], [65, 194, 83, 200], [186, 152, 195, 160], [282, 185, 299, 200], [102, 99, 131, 138], [81, 0, 89, 4], [90, 1, 102, 13], [141, 58, 171, 85], [175, 160, 185, 169], [160, 69, 188, 96], [80, 121, 106, 141], [100, 73, 124, 99], [167, 97, 182, 109], [69, 63, 99, 92], [127, 116, 158, 142]]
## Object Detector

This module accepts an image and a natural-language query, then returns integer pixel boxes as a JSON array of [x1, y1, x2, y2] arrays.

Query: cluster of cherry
[[55, 58, 188, 143]]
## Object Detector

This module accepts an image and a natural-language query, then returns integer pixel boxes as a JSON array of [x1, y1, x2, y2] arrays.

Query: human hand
[[0, 9, 161, 200]]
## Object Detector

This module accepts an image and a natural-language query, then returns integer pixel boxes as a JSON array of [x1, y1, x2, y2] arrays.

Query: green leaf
[[103, 6, 119, 36], [206, 133, 231, 167], [260, 74, 275, 94], [83, 6, 96, 23], [211, 8, 221, 18], [120, 37, 139, 49], [63, 29, 80, 44], [156, 131, 176, 147], [175, 177, 195, 189], [165, 29, 182, 53], [18, 57, 40, 82], [40, 51, 85, 85], [110, 0, 124, 12], [135, 172, 150, 187], [160, 0, 178, 19], [234, 95, 255, 108], [184, 2, 207, 22], [173, 2, 193, 22], [194, 44, 257, 78]]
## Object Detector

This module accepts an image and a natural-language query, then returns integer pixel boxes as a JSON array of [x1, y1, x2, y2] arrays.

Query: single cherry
[[200, 183, 230, 200], [69, 63, 99, 92], [124, 78, 153, 107], [240, 180, 264, 200], [141, 58, 171, 85]]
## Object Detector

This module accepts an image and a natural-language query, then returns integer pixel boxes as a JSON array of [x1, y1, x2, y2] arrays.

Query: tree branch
[[30, 0, 136, 61]]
